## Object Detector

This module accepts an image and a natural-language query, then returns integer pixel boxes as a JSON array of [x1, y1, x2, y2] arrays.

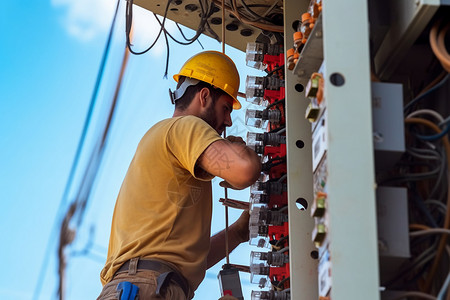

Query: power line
[[31, 1, 121, 299]]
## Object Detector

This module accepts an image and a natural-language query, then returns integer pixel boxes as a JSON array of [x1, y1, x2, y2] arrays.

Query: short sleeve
[[167, 116, 222, 179]]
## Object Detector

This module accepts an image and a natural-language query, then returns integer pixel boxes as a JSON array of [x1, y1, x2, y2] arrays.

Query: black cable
[[154, 13, 203, 46], [268, 125, 285, 134], [163, 21, 170, 78], [276, 276, 290, 288], [274, 235, 288, 247], [403, 73, 450, 114], [262, 156, 286, 172], [237, 0, 274, 22], [266, 65, 284, 77], [411, 189, 439, 228], [125, 0, 170, 55], [175, 23, 204, 48], [266, 98, 285, 109]]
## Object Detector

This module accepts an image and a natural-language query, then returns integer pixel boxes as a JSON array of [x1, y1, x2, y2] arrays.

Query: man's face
[[200, 94, 233, 135]]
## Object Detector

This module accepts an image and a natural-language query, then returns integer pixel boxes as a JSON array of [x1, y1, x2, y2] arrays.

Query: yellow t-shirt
[[100, 115, 222, 291]]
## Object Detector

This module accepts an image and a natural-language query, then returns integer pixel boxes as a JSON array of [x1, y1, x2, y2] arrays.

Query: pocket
[[96, 281, 119, 300]]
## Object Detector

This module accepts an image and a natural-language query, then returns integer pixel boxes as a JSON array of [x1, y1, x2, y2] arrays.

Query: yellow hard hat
[[173, 51, 241, 109]]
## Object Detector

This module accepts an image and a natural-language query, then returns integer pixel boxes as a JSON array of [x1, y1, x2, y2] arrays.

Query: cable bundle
[[430, 18, 450, 73]]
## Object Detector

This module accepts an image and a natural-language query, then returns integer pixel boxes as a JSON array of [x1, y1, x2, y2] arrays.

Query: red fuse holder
[[270, 264, 290, 290], [268, 222, 289, 243], [264, 86, 285, 104]]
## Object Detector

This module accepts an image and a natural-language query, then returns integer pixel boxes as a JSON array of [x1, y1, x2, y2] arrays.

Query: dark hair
[[175, 76, 225, 111]]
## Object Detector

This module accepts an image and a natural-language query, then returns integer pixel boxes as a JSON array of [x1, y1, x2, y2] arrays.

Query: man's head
[[172, 76, 234, 134], [170, 51, 241, 134]]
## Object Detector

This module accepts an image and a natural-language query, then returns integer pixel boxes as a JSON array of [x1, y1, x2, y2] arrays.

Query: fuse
[[250, 193, 271, 205], [250, 262, 290, 289], [251, 180, 287, 195], [246, 43, 267, 70], [286, 48, 296, 71], [249, 225, 270, 248], [250, 263, 270, 288], [300, 12, 315, 44], [251, 290, 290, 300], [247, 132, 286, 147], [246, 76, 285, 106], [250, 222, 289, 248], [245, 108, 281, 129], [251, 251, 289, 267], [246, 42, 284, 71], [250, 206, 288, 226]]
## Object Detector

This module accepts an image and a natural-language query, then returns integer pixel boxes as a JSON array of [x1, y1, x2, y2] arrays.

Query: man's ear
[[199, 87, 211, 108]]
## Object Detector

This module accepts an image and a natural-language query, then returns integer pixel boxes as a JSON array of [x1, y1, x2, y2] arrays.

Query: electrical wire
[[125, 0, 168, 55], [274, 235, 288, 247], [276, 276, 290, 288], [266, 98, 285, 109], [403, 74, 450, 113], [410, 228, 450, 237], [237, 0, 279, 23], [390, 292, 437, 300], [430, 19, 450, 72], [425, 200, 448, 216], [405, 118, 450, 292], [277, 246, 289, 253], [58, 27, 131, 300], [406, 109, 445, 123], [211, 0, 283, 32], [385, 118, 450, 293], [31, 2, 121, 300], [415, 126, 450, 141], [437, 269, 450, 300]]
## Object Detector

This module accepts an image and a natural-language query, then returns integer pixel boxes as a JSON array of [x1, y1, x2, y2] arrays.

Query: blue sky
[[0, 1, 262, 299]]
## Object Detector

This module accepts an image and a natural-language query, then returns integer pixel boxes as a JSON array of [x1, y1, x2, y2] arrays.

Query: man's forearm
[[207, 223, 246, 269]]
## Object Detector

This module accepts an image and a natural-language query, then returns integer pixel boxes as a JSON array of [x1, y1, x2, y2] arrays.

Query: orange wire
[[405, 118, 450, 293], [429, 20, 450, 72], [409, 224, 431, 231]]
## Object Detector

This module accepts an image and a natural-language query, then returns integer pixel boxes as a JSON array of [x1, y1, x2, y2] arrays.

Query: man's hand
[[219, 180, 246, 190]]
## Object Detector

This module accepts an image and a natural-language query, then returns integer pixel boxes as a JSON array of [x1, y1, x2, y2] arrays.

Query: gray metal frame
[[284, 0, 318, 299], [322, 0, 380, 298], [285, 0, 380, 298]]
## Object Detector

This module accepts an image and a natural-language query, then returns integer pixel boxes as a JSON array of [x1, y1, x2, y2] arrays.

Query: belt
[[117, 259, 189, 298]]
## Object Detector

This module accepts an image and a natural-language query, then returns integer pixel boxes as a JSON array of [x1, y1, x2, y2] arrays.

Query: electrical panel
[[135, 0, 450, 298]]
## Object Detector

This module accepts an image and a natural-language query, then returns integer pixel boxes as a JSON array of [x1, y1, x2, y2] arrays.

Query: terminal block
[[250, 207, 288, 226], [251, 290, 290, 300], [245, 108, 282, 129], [249, 207, 288, 247], [250, 142, 286, 158], [251, 251, 289, 267], [250, 262, 290, 289], [249, 222, 289, 248], [251, 180, 287, 195], [247, 132, 286, 147], [250, 193, 287, 210], [246, 76, 285, 106], [246, 42, 284, 72]]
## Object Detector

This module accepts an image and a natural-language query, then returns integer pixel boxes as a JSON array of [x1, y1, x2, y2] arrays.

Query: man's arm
[[197, 138, 262, 189], [207, 210, 249, 268]]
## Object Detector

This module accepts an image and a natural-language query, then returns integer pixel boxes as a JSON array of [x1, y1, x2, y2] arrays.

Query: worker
[[97, 51, 262, 300]]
